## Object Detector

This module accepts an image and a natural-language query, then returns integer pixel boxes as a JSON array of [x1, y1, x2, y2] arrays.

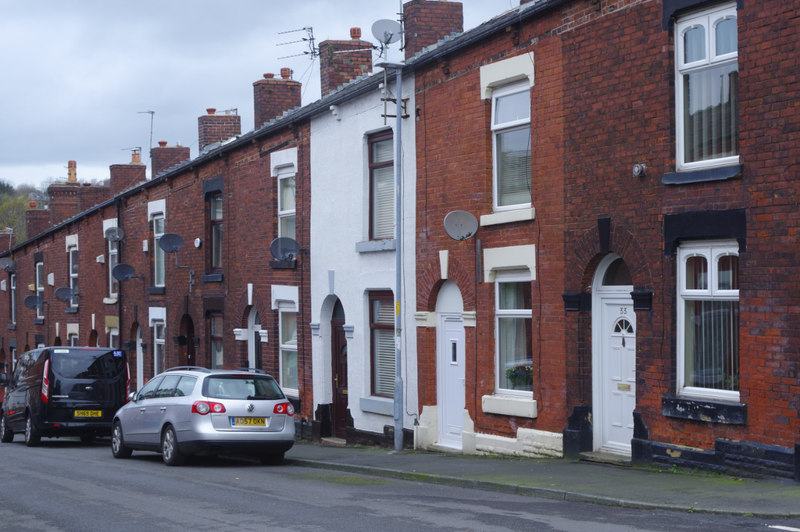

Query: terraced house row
[[2, 0, 799, 480]]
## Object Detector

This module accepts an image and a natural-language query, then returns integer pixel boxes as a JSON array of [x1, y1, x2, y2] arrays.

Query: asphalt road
[[0, 437, 796, 531]]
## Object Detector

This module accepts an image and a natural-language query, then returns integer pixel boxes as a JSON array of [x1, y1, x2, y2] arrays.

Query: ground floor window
[[153, 321, 166, 374], [209, 314, 224, 369], [279, 311, 298, 392], [369, 291, 395, 397], [495, 271, 532, 393]]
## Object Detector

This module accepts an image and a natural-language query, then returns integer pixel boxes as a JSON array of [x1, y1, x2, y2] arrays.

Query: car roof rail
[[165, 366, 211, 373], [231, 367, 268, 374]]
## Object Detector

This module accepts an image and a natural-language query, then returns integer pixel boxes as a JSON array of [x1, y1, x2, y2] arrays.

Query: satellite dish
[[158, 233, 184, 253], [270, 237, 300, 261], [24, 295, 42, 309], [112, 263, 137, 281], [54, 286, 74, 302], [444, 210, 479, 241], [0, 257, 15, 271], [371, 19, 402, 45], [105, 226, 125, 242]]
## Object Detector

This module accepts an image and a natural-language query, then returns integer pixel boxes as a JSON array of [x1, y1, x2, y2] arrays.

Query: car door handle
[[139, 408, 146, 413], [160, 407, 167, 412]]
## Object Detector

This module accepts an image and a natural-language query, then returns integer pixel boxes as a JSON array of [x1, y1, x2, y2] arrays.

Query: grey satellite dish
[[0, 257, 15, 271], [54, 286, 74, 302], [159, 233, 184, 253], [112, 263, 137, 281], [371, 19, 402, 45], [105, 226, 125, 242], [444, 210, 479, 241], [24, 295, 42, 309], [270, 237, 300, 260]]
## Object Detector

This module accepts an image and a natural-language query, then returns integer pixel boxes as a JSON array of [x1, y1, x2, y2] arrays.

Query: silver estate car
[[111, 367, 295, 466]]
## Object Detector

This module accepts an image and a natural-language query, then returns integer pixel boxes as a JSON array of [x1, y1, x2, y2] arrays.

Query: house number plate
[[617, 383, 631, 391]]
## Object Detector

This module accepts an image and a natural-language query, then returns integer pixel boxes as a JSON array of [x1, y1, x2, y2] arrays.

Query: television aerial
[[443, 210, 479, 241]]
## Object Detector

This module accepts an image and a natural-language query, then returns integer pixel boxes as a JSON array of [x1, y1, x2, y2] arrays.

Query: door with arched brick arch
[[593, 255, 636, 456]]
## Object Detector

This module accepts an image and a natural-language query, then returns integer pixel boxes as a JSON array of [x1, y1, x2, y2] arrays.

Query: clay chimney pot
[[158, 140, 167, 147], [206, 108, 216, 115], [264, 73, 274, 79], [350, 27, 361, 40], [280, 67, 292, 80]]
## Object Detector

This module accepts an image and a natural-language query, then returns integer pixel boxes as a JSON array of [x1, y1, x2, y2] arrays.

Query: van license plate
[[74, 410, 102, 418], [231, 417, 266, 426]]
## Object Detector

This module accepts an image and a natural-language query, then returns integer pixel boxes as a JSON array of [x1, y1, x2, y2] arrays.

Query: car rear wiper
[[246, 395, 272, 400]]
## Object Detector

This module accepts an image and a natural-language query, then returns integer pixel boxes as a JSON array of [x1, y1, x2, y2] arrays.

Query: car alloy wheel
[[111, 422, 132, 458], [25, 414, 40, 447], [161, 426, 184, 466]]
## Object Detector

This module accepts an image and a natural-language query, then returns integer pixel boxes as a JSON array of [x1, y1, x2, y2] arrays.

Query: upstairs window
[[278, 168, 296, 239], [677, 240, 739, 401], [368, 130, 394, 240], [675, 4, 738, 170], [492, 81, 531, 210], [108, 239, 119, 298], [208, 194, 223, 271], [9, 273, 15, 325], [68, 245, 79, 308], [152, 214, 165, 287], [35, 260, 45, 320]]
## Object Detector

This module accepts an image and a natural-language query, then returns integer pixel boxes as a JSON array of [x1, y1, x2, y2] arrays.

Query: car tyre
[[259, 451, 285, 465], [25, 414, 41, 447], [0, 414, 13, 443], [161, 425, 184, 466], [111, 421, 132, 459]]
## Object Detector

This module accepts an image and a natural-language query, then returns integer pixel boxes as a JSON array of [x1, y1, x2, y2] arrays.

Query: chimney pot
[[158, 140, 167, 147], [350, 27, 361, 39], [264, 73, 274, 79], [206, 108, 216, 115], [280, 67, 292, 80], [29, 200, 37, 209], [131, 152, 142, 165]]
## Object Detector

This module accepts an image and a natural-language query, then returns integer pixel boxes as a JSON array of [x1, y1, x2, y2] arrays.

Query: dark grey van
[[1, 347, 129, 446]]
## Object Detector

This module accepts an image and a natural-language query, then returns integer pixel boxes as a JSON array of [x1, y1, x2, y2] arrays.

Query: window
[[495, 273, 532, 393], [153, 321, 165, 374], [67, 333, 78, 347], [278, 169, 296, 239], [153, 214, 165, 287], [108, 239, 119, 298], [208, 194, 223, 271], [368, 131, 394, 240], [210, 314, 223, 369], [35, 260, 44, 320], [492, 82, 531, 210], [675, 4, 738, 170], [9, 273, 15, 325], [369, 291, 394, 397], [108, 327, 119, 349], [677, 241, 739, 400], [68, 245, 78, 308], [279, 311, 298, 392]]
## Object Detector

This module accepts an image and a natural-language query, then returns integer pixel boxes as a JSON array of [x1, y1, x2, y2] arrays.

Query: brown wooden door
[[332, 312, 348, 439]]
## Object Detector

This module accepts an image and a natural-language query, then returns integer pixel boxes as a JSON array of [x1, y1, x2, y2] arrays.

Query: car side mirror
[[128, 391, 138, 402]]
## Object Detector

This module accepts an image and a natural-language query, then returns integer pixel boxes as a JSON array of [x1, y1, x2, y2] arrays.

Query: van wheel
[[0, 414, 13, 443], [25, 414, 41, 447], [111, 421, 132, 458], [161, 426, 184, 466]]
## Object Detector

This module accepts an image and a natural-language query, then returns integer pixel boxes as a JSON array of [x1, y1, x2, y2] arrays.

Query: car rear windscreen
[[50, 349, 126, 379], [204, 375, 284, 400]]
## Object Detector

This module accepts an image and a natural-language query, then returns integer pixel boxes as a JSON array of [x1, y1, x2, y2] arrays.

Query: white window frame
[[277, 167, 296, 239], [153, 321, 166, 375], [68, 244, 79, 308], [491, 81, 531, 212], [35, 260, 44, 320], [494, 270, 533, 396], [9, 273, 15, 325], [152, 214, 165, 287], [675, 3, 739, 171], [279, 310, 298, 395], [108, 239, 119, 299], [210, 314, 224, 369], [676, 240, 739, 402]]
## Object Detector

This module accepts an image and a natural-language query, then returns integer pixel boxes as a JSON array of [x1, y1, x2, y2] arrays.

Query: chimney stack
[[253, 69, 302, 129], [198, 108, 242, 153], [319, 27, 373, 96], [110, 150, 147, 196], [403, 0, 463, 59], [151, 140, 191, 178]]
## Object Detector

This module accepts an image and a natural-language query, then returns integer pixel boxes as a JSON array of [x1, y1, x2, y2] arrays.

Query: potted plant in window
[[506, 363, 533, 390]]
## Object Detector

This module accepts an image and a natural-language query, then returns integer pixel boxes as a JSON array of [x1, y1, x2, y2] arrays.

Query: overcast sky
[[0, 1, 518, 189]]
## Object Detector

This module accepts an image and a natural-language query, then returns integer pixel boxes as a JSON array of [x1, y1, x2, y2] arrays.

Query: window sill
[[103, 297, 118, 305], [662, 395, 746, 425], [64, 308, 79, 314], [356, 239, 396, 253], [7, 323, 15, 331], [360, 396, 393, 416], [480, 207, 535, 227], [202, 273, 223, 283], [147, 286, 166, 295], [33, 318, 44, 325], [662, 164, 742, 185], [481, 394, 537, 418]]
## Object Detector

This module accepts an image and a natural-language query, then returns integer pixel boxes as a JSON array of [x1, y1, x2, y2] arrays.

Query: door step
[[578, 451, 631, 466], [321, 437, 347, 447]]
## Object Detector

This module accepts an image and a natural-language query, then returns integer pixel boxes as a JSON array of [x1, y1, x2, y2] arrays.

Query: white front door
[[598, 297, 636, 454], [437, 314, 465, 449]]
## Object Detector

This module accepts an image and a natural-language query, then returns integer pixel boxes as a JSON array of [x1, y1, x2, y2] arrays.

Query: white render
[[310, 73, 418, 437]]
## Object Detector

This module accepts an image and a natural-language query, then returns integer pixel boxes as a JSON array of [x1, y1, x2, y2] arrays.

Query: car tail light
[[273, 402, 295, 416], [192, 401, 226, 415], [41, 359, 50, 403]]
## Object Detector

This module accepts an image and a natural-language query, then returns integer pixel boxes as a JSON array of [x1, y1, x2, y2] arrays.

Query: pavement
[[285, 440, 800, 518]]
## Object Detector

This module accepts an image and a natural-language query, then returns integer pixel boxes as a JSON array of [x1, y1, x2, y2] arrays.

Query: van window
[[50, 349, 126, 379]]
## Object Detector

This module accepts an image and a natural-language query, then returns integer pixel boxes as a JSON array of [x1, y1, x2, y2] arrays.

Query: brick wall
[[319, 28, 373, 96], [151, 141, 190, 178], [403, 0, 463, 59], [198, 108, 242, 152], [253, 69, 302, 129]]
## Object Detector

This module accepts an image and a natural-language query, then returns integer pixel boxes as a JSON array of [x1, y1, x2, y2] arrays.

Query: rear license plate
[[74, 410, 102, 418], [231, 417, 266, 426]]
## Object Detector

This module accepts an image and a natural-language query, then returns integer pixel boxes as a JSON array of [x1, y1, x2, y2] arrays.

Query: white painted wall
[[310, 73, 418, 436]]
